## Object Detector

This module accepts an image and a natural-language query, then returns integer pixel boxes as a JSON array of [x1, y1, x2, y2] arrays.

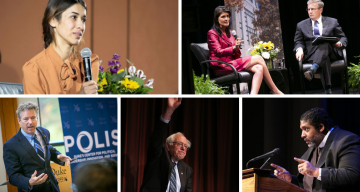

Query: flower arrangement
[[97, 54, 154, 94], [249, 41, 280, 69], [249, 41, 280, 60]]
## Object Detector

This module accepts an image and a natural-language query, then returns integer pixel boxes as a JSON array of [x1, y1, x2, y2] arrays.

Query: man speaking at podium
[[140, 98, 193, 192], [294, 0, 347, 94], [271, 108, 360, 192], [3, 101, 72, 192]]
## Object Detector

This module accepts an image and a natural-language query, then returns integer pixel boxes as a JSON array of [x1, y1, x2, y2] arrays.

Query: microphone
[[231, 30, 238, 40], [232, 30, 242, 49], [80, 48, 93, 82], [246, 148, 281, 169]]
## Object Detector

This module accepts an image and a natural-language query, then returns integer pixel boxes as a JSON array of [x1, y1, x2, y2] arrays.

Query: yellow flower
[[117, 69, 125, 74], [264, 43, 271, 50], [121, 78, 140, 90], [99, 78, 108, 86], [97, 85, 103, 92], [271, 43, 275, 49], [251, 49, 257, 55]]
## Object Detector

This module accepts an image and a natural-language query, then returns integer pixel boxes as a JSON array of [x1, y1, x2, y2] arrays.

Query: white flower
[[136, 70, 146, 80], [254, 45, 260, 50], [128, 66, 136, 76], [262, 52, 270, 59], [144, 78, 154, 88], [259, 41, 263, 44]]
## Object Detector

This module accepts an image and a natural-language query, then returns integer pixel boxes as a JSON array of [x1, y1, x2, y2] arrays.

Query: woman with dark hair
[[23, 0, 99, 94], [207, 6, 283, 94]]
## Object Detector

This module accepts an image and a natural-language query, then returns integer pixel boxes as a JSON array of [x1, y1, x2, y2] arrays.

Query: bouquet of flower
[[97, 54, 154, 94], [249, 41, 280, 60]]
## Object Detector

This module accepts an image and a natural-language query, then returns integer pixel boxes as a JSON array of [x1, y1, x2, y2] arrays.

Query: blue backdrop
[[59, 98, 118, 179]]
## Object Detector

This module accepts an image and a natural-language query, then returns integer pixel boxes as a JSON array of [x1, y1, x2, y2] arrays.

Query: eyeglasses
[[21, 116, 37, 122], [306, 8, 320, 12], [172, 142, 189, 150]]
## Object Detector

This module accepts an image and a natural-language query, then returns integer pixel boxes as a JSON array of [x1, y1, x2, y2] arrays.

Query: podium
[[243, 168, 307, 192]]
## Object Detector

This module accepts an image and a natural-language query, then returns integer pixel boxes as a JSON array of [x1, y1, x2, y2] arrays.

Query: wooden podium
[[243, 168, 307, 192]]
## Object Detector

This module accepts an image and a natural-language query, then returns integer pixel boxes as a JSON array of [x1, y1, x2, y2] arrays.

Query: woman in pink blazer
[[207, 6, 283, 94]]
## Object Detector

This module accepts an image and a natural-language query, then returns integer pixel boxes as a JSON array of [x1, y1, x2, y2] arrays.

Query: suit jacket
[[140, 120, 193, 192], [291, 127, 360, 192], [3, 127, 65, 192], [293, 16, 347, 61], [207, 29, 241, 67]]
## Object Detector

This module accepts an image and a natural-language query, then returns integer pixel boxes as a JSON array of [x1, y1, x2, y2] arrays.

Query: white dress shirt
[[317, 127, 334, 181], [166, 160, 181, 192]]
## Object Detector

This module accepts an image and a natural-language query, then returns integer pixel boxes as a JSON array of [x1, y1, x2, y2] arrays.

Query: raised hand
[[163, 98, 182, 120], [294, 157, 319, 177], [57, 154, 72, 166], [270, 163, 292, 182], [28, 170, 48, 186]]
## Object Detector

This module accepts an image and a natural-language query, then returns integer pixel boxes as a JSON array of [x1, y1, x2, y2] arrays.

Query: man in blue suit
[[3, 101, 72, 192], [294, 0, 347, 94]]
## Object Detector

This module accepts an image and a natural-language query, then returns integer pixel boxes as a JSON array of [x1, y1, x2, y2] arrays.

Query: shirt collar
[[312, 15, 322, 25], [20, 128, 35, 141], [318, 127, 334, 148]]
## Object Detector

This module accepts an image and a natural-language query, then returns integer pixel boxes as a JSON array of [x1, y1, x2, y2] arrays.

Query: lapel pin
[[181, 172, 183, 175]]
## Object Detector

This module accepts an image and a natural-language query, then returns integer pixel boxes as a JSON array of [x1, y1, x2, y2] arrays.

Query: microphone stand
[[260, 157, 272, 169]]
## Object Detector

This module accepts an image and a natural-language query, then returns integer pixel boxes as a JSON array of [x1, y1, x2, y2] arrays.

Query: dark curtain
[[278, 0, 360, 92], [121, 98, 239, 192], [243, 98, 360, 176]]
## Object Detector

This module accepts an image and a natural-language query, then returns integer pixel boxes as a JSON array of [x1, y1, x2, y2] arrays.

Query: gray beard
[[307, 131, 324, 148]]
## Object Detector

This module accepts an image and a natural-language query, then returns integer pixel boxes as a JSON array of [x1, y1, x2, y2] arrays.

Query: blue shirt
[[21, 128, 35, 147]]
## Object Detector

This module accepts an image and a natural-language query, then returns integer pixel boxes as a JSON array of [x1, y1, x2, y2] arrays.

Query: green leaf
[[130, 77, 144, 86], [111, 72, 126, 82]]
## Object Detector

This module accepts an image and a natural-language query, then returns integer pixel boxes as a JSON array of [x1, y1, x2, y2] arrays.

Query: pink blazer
[[207, 29, 241, 68]]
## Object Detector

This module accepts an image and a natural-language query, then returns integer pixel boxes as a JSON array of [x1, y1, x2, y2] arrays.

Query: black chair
[[298, 48, 349, 94], [190, 43, 253, 94], [0, 82, 24, 94]]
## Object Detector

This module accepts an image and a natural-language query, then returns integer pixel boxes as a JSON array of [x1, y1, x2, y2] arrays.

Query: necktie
[[33, 134, 45, 164], [314, 21, 320, 38], [170, 162, 177, 192]]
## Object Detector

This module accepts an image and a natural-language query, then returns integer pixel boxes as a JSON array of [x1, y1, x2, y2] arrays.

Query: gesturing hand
[[57, 154, 72, 167], [28, 170, 48, 186], [294, 157, 319, 177], [270, 163, 292, 183]]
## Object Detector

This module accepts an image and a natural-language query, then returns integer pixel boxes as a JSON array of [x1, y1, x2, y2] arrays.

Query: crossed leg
[[245, 55, 283, 95]]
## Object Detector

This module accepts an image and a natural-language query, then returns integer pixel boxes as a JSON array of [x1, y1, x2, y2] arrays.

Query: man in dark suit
[[3, 101, 72, 192], [271, 108, 360, 192], [140, 98, 193, 192], [294, 0, 347, 94]]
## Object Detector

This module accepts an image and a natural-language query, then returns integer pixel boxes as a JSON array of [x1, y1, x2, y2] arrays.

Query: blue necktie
[[170, 162, 177, 192], [314, 20, 320, 38], [33, 134, 45, 164]]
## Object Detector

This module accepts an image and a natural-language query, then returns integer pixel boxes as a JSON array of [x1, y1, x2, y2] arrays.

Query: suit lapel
[[316, 127, 338, 168], [305, 18, 313, 37], [219, 33, 233, 46], [178, 161, 186, 192], [16, 128, 45, 168], [322, 16, 329, 36]]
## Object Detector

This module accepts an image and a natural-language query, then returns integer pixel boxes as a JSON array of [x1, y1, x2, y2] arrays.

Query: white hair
[[16, 101, 39, 119], [307, 0, 324, 8], [166, 132, 191, 149]]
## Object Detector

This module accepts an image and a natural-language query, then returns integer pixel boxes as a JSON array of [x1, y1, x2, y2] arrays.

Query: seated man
[[294, 0, 347, 94]]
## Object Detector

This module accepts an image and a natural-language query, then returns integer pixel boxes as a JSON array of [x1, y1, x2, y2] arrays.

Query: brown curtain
[[0, 98, 19, 192], [121, 98, 239, 192]]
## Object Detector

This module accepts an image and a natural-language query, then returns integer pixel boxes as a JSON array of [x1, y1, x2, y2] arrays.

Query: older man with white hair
[[294, 0, 347, 94], [140, 98, 193, 192]]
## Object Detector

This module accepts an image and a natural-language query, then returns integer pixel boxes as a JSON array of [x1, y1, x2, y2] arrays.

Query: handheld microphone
[[246, 148, 281, 168], [231, 30, 238, 40], [80, 48, 93, 82], [232, 30, 242, 49]]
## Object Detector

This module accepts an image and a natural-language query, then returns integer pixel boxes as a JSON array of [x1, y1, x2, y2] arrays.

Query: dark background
[[182, 0, 360, 93], [121, 98, 239, 192], [243, 98, 360, 176]]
